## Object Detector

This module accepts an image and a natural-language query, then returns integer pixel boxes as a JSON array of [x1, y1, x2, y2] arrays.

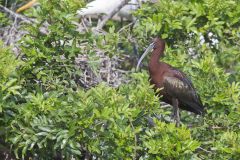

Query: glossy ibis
[[137, 38, 204, 126]]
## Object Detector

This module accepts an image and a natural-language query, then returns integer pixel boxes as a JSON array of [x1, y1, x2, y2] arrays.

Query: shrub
[[6, 73, 200, 159], [0, 0, 240, 159]]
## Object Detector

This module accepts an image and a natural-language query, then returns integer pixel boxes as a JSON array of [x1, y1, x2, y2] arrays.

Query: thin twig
[[81, 19, 89, 32], [208, 126, 227, 130], [197, 147, 212, 153], [96, 0, 131, 30], [129, 120, 137, 160], [118, 22, 134, 33]]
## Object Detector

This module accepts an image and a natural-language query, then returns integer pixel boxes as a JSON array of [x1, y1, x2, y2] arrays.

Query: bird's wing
[[163, 76, 193, 100], [163, 69, 204, 114]]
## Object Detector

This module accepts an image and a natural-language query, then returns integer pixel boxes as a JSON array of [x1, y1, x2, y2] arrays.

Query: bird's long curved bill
[[136, 42, 155, 71]]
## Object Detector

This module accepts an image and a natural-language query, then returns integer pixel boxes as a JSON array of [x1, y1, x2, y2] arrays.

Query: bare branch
[[96, 0, 131, 30], [0, 4, 36, 23]]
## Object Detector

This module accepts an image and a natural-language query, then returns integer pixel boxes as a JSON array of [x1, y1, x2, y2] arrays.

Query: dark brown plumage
[[137, 38, 204, 126]]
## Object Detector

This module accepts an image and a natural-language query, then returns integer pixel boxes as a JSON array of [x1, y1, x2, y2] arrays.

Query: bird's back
[[150, 63, 205, 115]]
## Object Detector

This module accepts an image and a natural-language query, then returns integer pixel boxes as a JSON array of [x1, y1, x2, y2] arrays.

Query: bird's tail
[[180, 101, 205, 115]]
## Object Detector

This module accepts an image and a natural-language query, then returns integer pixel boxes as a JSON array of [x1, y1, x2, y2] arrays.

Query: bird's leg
[[172, 98, 180, 127], [120, 17, 123, 28]]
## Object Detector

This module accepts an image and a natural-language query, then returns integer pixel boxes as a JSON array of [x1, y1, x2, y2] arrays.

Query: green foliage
[[0, 12, 10, 27], [0, 42, 21, 80], [216, 131, 240, 158], [6, 73, 200, 159], [0, 0, 240, 159], [19, 0, 85, 90], [0, 42, 22, 113], [0, 43, 22, 158], [141, 120, 200, 159]]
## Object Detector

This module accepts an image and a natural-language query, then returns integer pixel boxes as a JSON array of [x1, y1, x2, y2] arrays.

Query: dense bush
[[6, 73, 200, 159], [0, 0, 240, 159]]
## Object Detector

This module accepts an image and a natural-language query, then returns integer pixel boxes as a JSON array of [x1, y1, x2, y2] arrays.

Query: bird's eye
[[152, 42, 156, 49]]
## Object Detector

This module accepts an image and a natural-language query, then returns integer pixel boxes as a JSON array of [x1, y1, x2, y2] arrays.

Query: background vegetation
[[0, 0, 240, 159]]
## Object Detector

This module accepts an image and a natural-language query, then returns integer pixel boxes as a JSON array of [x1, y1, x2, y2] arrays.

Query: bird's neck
[[149, 46, 164, 73]]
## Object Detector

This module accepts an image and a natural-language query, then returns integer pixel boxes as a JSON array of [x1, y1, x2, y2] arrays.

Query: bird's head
[[136, 37, 165, 70], [152, 37, 165, 50]]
